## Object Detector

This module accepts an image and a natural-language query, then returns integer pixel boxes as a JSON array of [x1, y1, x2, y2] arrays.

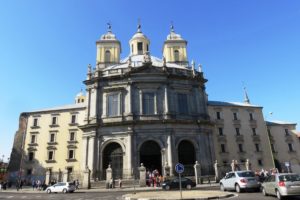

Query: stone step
[[91, 179, 139, 188]]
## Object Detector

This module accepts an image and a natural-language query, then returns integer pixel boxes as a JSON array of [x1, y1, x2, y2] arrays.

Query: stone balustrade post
[[138, 163, 146, 187]]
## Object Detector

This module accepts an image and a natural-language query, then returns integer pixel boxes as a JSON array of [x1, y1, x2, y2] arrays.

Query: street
[[1, 189, 300, 200]]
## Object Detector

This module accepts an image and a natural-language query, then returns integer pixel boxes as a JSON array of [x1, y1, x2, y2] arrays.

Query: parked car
[[46, 182, 75, 194], [219, 170, 261, 193], [261, 173, 300, 199], [162, 177, 196, 190]]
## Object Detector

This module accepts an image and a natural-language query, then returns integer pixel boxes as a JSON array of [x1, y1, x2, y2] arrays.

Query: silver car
[[261, 173, 300, 199], [46, 182, 75, 193], [220, 170, 261, 193]]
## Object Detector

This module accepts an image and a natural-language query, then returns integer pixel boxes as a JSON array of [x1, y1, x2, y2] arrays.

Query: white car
[[46, 182, 75, 193], [220, 170, 261, 193]]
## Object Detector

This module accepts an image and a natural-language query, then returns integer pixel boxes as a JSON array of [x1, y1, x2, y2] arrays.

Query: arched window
[[174, 50, 179, 62], [105, 50, 111, 63]]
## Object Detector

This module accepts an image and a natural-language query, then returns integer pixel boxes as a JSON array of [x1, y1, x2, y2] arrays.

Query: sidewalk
[[0, 183, 235, 200]]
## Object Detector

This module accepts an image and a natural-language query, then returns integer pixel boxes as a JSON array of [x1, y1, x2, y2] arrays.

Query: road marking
[[6, 196, 14, 199]]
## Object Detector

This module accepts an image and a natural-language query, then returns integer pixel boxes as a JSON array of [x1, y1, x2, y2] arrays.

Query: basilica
[[8, 24, 300, 186]]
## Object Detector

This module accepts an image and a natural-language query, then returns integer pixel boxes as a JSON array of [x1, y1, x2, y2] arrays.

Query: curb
[[123, 193, 235, 200]]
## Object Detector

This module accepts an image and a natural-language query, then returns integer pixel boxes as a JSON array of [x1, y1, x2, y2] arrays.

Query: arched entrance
[[103, 142, 123, 179], [178, 140, 196, 176], [140, 141, 162, 173]]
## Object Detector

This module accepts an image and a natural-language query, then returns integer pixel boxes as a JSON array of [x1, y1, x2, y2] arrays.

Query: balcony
[[285, 135, 294, 142], [235, 135, 244, 142], [233, 120, 241, 125], [252, 135, 261, 142], [217, 135, 227, 142], [249, 119, 257, 127], [215, 119, 224, 126]]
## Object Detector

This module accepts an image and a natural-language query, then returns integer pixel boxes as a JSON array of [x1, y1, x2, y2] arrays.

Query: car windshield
[[279, 174, 300, 182], [237, 171, 255, 177]]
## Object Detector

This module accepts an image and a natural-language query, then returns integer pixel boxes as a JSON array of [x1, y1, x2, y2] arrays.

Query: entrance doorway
[[140, 141, 162, 174], [103, 142, 123, 179], [178, 140, 195, 176]]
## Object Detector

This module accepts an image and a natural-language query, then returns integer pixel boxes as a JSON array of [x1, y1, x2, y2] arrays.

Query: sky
[[0, 0, 299, 161]]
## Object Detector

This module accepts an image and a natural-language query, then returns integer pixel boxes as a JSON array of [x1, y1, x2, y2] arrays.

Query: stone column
[[45, 170, 51, 185], [127, 84, 133, 115], [82, 167, 91, 189], [139, 163, 146, 187], [127, 130, 133, 179], [214, 160, 220, 182], [164, 85, 170, 119], [194, 161, 201, 184], [87, 133, 96, 178], [167, 134, 173, 176], [164, 162, 170, 178]]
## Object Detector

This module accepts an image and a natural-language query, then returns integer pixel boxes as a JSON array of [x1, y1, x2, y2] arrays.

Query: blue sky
[[0, 0, 299, 161]]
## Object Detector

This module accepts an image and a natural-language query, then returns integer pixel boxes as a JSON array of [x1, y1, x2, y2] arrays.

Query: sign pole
[[179, 173, 182, 200], [175, 163, 184, 200]]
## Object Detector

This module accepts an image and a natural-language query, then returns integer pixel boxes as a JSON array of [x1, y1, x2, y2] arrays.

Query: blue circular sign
[[175, 163, 184, 174]]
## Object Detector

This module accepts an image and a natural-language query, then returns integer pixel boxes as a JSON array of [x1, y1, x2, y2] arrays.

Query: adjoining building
[[8, 24, 299, 185]]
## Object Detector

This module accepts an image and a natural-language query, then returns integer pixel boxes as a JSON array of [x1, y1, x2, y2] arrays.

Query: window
[[271, 143, 276, 152], [131, 44, 133, 53], [137, 42, 143, 54], [69, 132, 75, 141], [28, 152, 34, 161], [252, 128, 257, 135], [238, 144, 244, 152], [178, 93, 188, 114], [49, 133, 55, 143], [174, 50, 179, 62], [33, 118, 38, 127], [48, 151, 54, 160], [218, 128, 223, 136], [216, 112, 221, 120], [255, 143, 260, 152], [108, 93, 119, 116], [71, 114, 76, 124], [105, 50, 111, 62], [68, 150, 74, 159], [249, 113, 254, 120], [285, 129, 289, 136], [51, 116, 57, 125], [30, 135, 36, 144], [258, 159, 263, 166], [235, 128, 240, 136], [221, 144, 226, 153], [288, 143, 294, 152], [142, 92, 155, 115], [233, 112, 238, 120]]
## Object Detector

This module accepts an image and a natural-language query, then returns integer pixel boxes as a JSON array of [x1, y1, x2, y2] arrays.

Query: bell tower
[[163, 25, 188, 66], [129, 23, 150, 55], [96, 23, 121, 69]]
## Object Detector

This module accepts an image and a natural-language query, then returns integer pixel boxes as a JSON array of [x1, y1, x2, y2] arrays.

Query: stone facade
[[8, 25, 299, 185]]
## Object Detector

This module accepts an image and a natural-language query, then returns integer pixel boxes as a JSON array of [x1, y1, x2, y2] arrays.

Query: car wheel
[[63, 188, 67, 193], [47, 189, 51, 194], [262, 187, 268, 196], [235, 184, 241, 193], [220, 184, 225, 191], [165, 185, 170, 190], [186, 184, 192, 190], [276, 190, 283, 200]]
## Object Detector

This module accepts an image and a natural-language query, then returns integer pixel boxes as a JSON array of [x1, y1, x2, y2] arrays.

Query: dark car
[[162, 177, 196, 190]]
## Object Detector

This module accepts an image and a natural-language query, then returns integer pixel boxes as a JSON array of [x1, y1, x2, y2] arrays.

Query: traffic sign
[[175, 163, 184, 174]]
